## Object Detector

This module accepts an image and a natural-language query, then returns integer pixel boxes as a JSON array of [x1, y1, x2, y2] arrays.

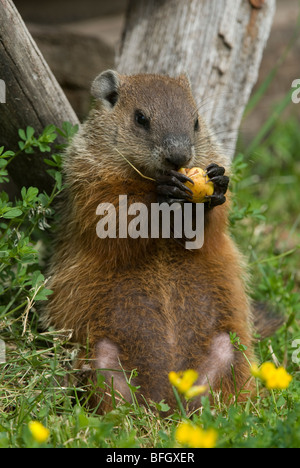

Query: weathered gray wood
[[116, 0, 276, 161], [0, 0, 79, 192], [0, 0, 275, 194]]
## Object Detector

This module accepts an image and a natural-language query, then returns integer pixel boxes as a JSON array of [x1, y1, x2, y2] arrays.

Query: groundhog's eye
[[194, 118, 200, 131], [135, 110, 150, 130]]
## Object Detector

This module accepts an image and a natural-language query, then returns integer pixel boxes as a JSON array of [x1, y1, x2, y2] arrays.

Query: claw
[[205, 163, 225, 178], [203, 163, 229, 210], [156, 170, 194, 204], [207, 193, 226, 207], [157, 184, 193, 200], [169, 170, 195, 185], [164, 198, 188, 205], [210, 175, 229, 190]]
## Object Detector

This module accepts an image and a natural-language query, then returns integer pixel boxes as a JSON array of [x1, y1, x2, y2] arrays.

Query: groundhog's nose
[[165, 152, 191, 169], [163, 134, 192, 169]]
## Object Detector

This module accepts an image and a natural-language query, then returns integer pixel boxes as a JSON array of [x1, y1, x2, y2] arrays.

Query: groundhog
[[42, 70, 265, 412]]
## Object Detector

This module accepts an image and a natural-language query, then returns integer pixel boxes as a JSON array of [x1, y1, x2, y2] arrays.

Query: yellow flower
[[185, 385, 207, 399], [265, 366, 292, 390], [28, 421, 50, 444], [168, 371, 182, 387], [168, 369, 207, 400], [168, 369, 198, 393], [250, 363, 261, 378], [176, 422, 217, 448], [251, 362, 292, 390], [200, 428, 218, 449], [260, 362, 277, 382]]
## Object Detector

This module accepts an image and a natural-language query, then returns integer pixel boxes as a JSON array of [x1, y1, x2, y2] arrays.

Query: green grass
[[0, 109, 299, 448]]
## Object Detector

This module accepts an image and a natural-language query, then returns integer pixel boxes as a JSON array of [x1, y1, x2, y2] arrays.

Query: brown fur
[[42, 72, 255, 412]]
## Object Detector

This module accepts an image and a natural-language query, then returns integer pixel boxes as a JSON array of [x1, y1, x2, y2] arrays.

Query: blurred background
[[12, 0, 300, 287], [0, 2, 299, 446], [13, 0, 300, 140]]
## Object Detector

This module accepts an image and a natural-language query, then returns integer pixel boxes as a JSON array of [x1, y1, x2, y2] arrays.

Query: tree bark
[[115, 0, 276, 162], [0, 0, 79, 193], [0, 0, 275, 193]]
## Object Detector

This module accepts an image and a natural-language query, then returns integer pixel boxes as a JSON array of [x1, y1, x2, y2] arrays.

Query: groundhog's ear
[[177, 73, 191, 89], [91, 70, 120, 108]]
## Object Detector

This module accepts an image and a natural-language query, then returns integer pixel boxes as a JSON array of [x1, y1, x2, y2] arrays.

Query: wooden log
[[0, 0, 79, 192], [116, 0, 276, 161]]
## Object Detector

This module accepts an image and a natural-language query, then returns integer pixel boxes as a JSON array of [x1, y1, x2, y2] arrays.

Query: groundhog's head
[[88, 70, 214, 178]]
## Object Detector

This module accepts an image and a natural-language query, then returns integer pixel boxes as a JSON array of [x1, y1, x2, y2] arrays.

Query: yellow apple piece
[[178, 167, 214, 203]]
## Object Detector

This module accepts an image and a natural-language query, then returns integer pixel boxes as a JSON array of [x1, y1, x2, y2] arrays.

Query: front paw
[[156, 170, 194, 204], [205, 163, 229, 208]]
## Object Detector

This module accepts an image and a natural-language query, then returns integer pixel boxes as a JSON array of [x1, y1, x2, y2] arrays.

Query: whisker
[[193, 91, 231, 115]]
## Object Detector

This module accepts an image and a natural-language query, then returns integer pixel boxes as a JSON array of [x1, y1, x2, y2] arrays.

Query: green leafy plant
[[0, 123, 78, 323], [0, 109, 299, 447]]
